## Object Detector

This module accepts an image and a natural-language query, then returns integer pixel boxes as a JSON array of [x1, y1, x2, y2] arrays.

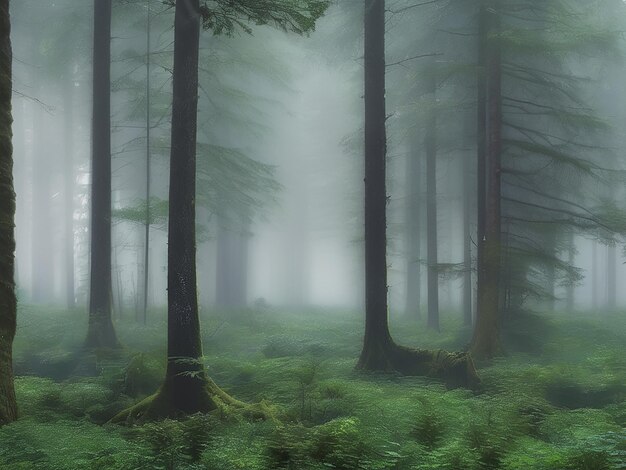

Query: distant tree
[[85, 0, 119, 349], [113, 0, 328, 421], [0, 0, 17, 425]]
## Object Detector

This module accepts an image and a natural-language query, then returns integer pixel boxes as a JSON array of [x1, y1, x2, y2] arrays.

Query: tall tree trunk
[[592, 241, 598, 309], [566, 232, 575, 312], [462, 130, 473, 326], [0, 0, 17, 425], [85, 0, 119, 349], [545, 231, 556, 312], [471, 1, 502, 359], [357, 0, 393, 369], [607, 244, 616, 311], [142, 0, 152, 325], [63, 75, 75, 310], [425, 68, 439, 331], [31, 77, 52, 304], [112, 0, 245, 421], [405, 136, 421, 319]]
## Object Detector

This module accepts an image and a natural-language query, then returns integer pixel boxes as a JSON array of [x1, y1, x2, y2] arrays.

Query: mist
[[0, 0, 624, 468]]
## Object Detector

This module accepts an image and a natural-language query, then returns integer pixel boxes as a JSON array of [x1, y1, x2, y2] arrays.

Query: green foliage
[[194, 0, 330, 37], [2, 308, 625, 469]]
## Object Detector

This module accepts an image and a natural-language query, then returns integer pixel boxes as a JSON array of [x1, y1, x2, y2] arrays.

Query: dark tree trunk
[[475, 3, 487, 326], [405, 135, 422, 319], [357, 0, 393, 369], [471, 1, 502, 359], [545, 231, 557, 312], [592, 241, 598, 309], [142, 0, 151, 325], [425, 68, 439, 331], [356, 0, 479, 387], [63, 75, 75, 310], [85, 0, 119, 349], [462, 128, 473, 327], [566, 232, 575, 312], [0, 0, 17, 425], [112, 0, 243, 421]]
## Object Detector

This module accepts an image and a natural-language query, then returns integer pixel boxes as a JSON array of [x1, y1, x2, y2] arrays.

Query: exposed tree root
[[357, 339, 480, 389], [110, 375, 273, 425]]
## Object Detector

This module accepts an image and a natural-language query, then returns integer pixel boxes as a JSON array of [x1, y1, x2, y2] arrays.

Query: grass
[[1, 305, 625, 469]]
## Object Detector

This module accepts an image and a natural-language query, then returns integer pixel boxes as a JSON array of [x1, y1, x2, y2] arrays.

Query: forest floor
[[0, 305, 624, 469]]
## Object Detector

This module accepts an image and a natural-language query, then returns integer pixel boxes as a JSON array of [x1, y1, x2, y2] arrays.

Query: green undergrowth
[[0, 305, 624, 469]]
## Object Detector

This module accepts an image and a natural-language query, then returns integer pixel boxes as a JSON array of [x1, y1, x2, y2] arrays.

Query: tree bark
[[85, 0, 119, 349], [405, 135, 422, 319], [356, 0, 479, 387], [471, 1, 502, 359], [112, 0, 245, 421], [0, 0, 17, 425], [425, 67, 439, 331], [357, 0, 393, 369]]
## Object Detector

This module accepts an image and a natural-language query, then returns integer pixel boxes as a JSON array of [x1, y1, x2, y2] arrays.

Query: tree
[[356, 0, 478, 387], [471, 0, 502, 359], [404, 135, 422, 319], [113, 0, 328, 421], [424, 64, 439, 331], [85, 0, 119, 349], [0, 0, 17, 425]]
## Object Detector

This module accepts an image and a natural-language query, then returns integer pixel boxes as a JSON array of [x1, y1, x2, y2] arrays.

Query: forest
[[0, 0, 625, 468]]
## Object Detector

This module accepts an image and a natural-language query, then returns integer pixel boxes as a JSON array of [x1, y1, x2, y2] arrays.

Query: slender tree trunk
[[425, 68, 439, 331], [405, 136, 421, 319], [462, 132, 472, 326], [63, 76, 75, 310], [31, 77, 52, 304], [607, 244, 616, 311], [0, 0, 17, 424], [545, 231, 556, 312], [566, 232, 575, 312], [142, 0, 152, 325], [471, 1, 502, 359], [592, 241, 598, 310], [475, 2, 487, 329], [85, 0, 119, 349]]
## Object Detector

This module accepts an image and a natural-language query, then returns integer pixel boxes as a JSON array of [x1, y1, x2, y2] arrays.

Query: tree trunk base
[[110, 375, 272, 424], [85, 315, 120, 350], [357, 340, 480, 389]]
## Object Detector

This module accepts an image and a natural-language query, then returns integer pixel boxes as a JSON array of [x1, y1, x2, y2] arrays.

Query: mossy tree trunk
[[0, 0, 17, 425], [471, 1, 502, 360], [357, 0, 479, 388], [86, 0, 119, 349], [112, 0, 243, 422]]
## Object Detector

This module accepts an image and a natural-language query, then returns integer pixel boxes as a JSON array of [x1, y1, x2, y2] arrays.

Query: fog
[[10, 0, 626, 316], [3, 0, 626, 466]]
